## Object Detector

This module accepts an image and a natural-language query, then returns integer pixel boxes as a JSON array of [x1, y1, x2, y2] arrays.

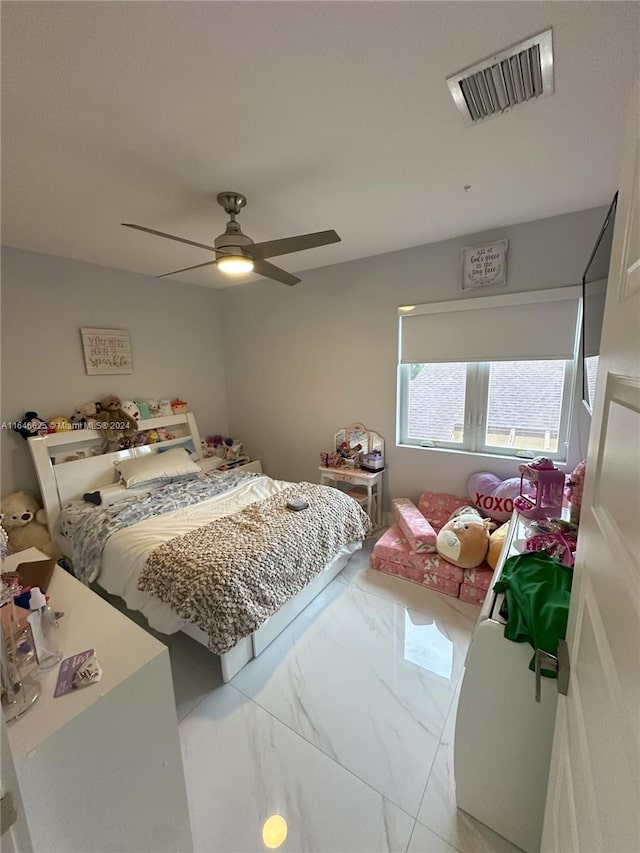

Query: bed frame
[[28, 413, 359, 681]]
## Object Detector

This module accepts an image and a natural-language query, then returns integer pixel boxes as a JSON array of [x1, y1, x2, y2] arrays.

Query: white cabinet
[[4, 549, 193, 853], [453, 514, 558, 853]]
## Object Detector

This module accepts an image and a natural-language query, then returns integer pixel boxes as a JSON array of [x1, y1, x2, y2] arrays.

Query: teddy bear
[[0, 491, 62, 559], [94, 395, 138, 449], [70, 401, 102, 429], [436, 505, 493, 569]]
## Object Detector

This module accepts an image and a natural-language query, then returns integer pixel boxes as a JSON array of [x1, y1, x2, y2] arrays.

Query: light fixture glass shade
[[216, 256, 254, 275]]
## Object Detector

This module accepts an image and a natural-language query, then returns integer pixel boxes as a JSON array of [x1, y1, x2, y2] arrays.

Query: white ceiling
[[2, 2, 638, 289]]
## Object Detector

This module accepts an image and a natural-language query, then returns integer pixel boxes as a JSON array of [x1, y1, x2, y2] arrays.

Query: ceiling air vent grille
[[447, 29, 554, 125]]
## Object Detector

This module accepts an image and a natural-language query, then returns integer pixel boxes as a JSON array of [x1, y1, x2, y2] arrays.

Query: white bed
[[28, 413, 363, 680]]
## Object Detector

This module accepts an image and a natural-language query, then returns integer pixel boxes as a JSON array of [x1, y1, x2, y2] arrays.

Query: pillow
[[468, 472, 534, 523], [114, 448, 200, 488]]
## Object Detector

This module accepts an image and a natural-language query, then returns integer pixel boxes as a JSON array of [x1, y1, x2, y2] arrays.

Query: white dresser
[[453, 514, 559, 853], [4, 548, 193, 853]]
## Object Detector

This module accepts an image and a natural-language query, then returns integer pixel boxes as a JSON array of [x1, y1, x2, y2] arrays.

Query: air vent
[[447, 29, 554, 125]]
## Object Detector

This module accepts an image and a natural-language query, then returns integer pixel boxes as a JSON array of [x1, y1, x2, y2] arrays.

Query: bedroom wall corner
[[0, 247, 230, 497]]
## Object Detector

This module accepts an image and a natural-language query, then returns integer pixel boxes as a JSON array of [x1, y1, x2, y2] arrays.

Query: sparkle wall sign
[[462, 240, 508, 290], [81, 328, 133, 374]]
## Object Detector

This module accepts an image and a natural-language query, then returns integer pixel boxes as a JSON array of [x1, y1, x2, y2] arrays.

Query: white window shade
[[399, 287, 581, 364]]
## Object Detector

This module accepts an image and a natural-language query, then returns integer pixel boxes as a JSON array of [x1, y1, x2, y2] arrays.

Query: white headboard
[[28, 412, 202, 534]]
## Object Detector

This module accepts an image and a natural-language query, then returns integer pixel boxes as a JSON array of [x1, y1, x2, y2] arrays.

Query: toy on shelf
[[361, 450, 384, 472], [205, 435, 244, 462], [12, 412, 50, 440], [171, 399, 188, 414], [514, 457, 565, 520], [94, 395, 138, 450]]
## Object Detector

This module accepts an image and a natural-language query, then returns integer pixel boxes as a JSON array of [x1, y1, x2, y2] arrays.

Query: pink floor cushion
[[371, 555, 462, 598], [373, 525, 436, 571], [392, 498, 437, 553], [463, 565, 494, 591], [459, 582, 487, 605], [418, 491, 474, 530], [372, 528, 464, 581]]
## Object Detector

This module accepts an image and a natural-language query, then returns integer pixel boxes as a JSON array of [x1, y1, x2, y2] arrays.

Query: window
[[397, 288, 581, 462], [400, 359, 573, 459]]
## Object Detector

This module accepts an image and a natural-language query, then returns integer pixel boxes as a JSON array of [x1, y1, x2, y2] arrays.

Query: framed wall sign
[[81, 328, 133, 375], [462, 239, 508, 290]]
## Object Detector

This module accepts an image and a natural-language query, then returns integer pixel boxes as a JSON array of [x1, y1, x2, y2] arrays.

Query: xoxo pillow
[[468, 472, 534, 523]]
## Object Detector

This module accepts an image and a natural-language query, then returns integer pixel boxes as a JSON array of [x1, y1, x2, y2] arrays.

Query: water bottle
[[27, 587, 62, 670]]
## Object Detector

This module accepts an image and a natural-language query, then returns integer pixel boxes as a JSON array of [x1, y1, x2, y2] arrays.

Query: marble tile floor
[[100, 536, 522, 853]]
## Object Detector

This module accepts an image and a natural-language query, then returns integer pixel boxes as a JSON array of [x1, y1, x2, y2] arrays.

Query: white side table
[[318, 466, 383, 528]]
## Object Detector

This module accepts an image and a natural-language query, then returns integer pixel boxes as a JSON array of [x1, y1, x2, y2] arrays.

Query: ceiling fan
[[122, 192, 341, 286]]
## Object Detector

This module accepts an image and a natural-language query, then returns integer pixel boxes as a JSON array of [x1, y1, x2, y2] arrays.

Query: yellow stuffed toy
[[487, 521, 510, 569]]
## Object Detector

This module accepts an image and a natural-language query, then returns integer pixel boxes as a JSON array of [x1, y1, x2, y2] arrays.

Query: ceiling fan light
[[216, 256, 254, 275]]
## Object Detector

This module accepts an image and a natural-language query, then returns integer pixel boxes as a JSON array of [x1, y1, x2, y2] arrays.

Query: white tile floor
[[107, 535, 522, 853]]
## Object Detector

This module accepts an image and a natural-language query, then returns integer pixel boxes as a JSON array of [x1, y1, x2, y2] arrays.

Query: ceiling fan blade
[[253, 259, 300, 286], [250, 229, 341, 260], [156, 260, 217, 279], [122, 223, 215, 252]]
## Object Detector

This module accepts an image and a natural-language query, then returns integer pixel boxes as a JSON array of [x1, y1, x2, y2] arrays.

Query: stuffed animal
[[155, 427, 174, 442], [70, 401, 102, 428], [12, 412, 50, 440], [145, 430, 159, 444], [120, 400, 140, 421], [0, 491, 61, 558], [94, 395, 138, 448], [468, 472, 535, 523], [436, 505, 492, 569], [49, 416, 73, 433]]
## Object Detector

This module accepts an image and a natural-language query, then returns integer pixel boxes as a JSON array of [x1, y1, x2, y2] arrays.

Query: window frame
[[397, 358, 576, 461]]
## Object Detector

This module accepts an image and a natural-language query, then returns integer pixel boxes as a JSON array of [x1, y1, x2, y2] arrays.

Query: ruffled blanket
[[138, 482, 372, 654]]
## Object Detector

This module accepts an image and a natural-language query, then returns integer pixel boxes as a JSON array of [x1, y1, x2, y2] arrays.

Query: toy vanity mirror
[[334, 423, 384, 459]]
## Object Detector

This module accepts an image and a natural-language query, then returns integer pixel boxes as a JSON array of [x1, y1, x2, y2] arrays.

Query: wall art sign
[[81, 328, 133, 375], [462, 239, 508, 290]]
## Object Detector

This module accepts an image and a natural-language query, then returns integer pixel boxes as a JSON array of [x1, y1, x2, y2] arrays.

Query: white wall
[[220, 207, 605, 507], [1, 248, 229, 495]]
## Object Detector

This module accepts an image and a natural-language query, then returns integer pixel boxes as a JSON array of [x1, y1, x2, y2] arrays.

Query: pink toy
[[566, 459, 586, 523], [514, 457, 565, 520], [525, 532, 576, 567]]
